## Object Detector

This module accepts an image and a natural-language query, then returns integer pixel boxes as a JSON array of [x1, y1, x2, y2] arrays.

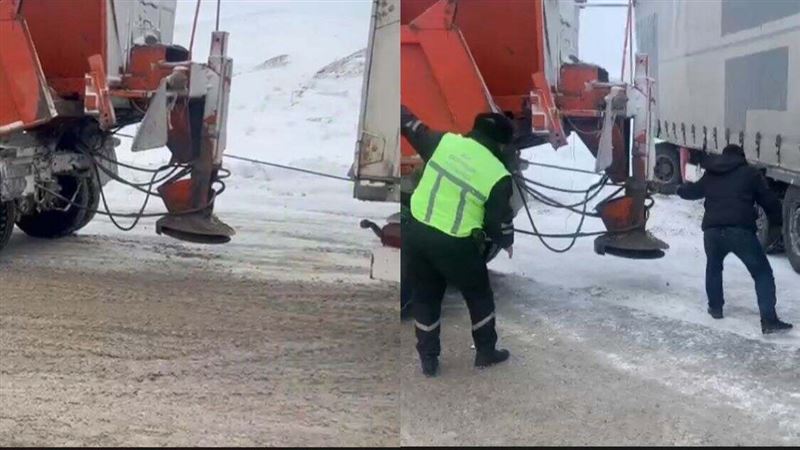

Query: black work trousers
[[403, 217, 498, 359], [704, 226, 778, 321]]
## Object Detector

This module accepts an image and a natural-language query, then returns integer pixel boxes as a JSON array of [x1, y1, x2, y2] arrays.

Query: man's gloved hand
[[401, 105, 416, 130], [504, 245, 513, 259], [471, 228, 488, 256], [401, 104, 412, 118]]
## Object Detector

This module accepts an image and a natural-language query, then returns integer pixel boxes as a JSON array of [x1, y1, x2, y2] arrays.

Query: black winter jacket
[[676, 152, 782, 232]]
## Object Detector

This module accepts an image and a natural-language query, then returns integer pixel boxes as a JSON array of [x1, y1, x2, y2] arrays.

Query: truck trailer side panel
[[353, 0, 401, 203], [635, 0, 800, 183]]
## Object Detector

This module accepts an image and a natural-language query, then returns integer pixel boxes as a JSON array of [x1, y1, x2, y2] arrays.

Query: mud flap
[[131, 79, 169, 152], [370, 246, 401, 282], [361, 213, 401, 282]]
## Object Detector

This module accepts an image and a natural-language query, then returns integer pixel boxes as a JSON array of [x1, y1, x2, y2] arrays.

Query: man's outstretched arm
[[676, 176, 706, 200], [401, 105, 445, 162]]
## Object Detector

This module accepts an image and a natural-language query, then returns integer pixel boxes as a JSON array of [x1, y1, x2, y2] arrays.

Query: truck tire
[[653, 143, 681, 194], [756, 204, 784, 254], [783, 185, 800, 274], [0, 200, 15, 252], [16, 174, 100, 239]]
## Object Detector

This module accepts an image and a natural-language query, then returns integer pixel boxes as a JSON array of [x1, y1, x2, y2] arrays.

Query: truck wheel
[[74, 172, 101, 231], [783, 185, 800, 274], [0, 200, 15, 252], [16, 174, 100, 239], [756, 204, 784, 254], [653, 143, 681, 194]]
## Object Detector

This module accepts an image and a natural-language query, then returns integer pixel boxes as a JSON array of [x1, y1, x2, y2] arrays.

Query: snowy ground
[[503, 142, 800, 349], [402, 142, 800, 445]]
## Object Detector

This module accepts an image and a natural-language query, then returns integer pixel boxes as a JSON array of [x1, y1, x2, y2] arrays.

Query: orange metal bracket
[[531, 71, 567, 148], [84, 54, 117, 130]]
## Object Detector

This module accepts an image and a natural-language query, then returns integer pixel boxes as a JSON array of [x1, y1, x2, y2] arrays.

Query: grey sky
[[578, 1, 631, 81]]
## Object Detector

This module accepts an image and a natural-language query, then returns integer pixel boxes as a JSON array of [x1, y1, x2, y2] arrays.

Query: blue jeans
[[704, 227, 778, 321]]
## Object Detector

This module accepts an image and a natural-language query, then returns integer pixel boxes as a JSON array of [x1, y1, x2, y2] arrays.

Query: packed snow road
[[401, 260, 799, 445], [0, 169, 399, 446], [401, 280, 799, 446], [0, 218, 398, 446]]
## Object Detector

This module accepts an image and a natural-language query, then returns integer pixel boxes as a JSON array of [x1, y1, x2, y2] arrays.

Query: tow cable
[[223, 154, 353, 182]]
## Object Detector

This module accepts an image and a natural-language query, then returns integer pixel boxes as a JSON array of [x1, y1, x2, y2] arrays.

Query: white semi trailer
[[636, 0, 800, 273], [352, 0, 401, 282]]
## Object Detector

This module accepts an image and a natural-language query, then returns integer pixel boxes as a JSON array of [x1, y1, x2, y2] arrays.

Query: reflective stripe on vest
[[410, 133, 509, 237]]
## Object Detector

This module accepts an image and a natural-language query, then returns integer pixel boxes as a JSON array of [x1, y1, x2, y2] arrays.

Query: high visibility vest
[[410, 133, 509, 237]]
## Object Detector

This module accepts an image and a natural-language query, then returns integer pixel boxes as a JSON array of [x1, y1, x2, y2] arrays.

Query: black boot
[[761, 319, 793, 334], [707, 307, 723, 319], [421, 356, 439, 377], [475, 349, 510, 368]]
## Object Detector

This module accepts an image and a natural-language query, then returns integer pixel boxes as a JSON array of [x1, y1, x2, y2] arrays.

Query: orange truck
[[351, 0, 668, 287], [398, 0, 666, 260], [0, 0, 233, 253]]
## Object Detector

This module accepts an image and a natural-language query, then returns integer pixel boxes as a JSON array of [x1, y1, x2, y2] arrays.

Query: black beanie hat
[[472, 112, 514, 145]]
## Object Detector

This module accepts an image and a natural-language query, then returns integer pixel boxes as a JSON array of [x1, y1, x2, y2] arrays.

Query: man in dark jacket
[[677, 144, 792, 334], [401, 105, 515, 377]]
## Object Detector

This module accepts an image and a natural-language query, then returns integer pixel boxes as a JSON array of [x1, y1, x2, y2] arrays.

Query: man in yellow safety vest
[[401, 105, 515, 377]]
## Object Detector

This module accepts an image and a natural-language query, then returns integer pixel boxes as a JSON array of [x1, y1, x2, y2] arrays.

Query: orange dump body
[[0, 0, 107, 131], [403, 0, 546, 113], [401, 0, 631, 182], [0, 0, 175, 134], [401, 0, 550, 174], [20, 0, 107, 98], [402, 0, 668, 259]]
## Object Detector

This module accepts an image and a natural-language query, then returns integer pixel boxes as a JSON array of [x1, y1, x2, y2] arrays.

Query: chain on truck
[[0, 0, 234, 253]]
